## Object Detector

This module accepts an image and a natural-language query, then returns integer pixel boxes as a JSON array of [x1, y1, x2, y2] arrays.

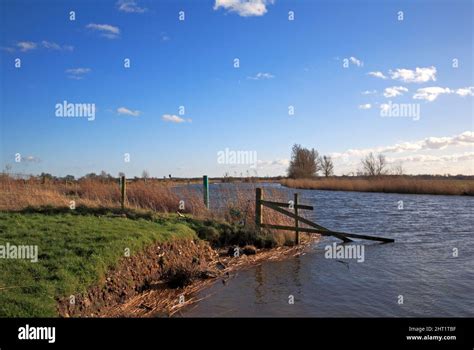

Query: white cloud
[[273, 159, 290, 166], [383, 86, 408, 98], [41, 41, 61, 50], [86, 23, 120, 39], [331, 131, 474, 175], [455, 87, 474, 97], [162, 114, 192, 123], [389, 66, 437, 83], [362, 90, 377, 95], [331, 131, 474, 160], [66, 68, 91, 80], [214, 0, 274, 17], [117, 107, 140, 117], [2, 41, 73, 53], [367, 71, 387, 79], [247, 72, 275, 80], [387, 152, 474, 164], [21, 155, 40, 163], [413, 86, 474, 101], [401, 132, 474, 151], [0, 46, 15, 53], [41, 41, 74, 51], [17, 41, 37, 52], [422, 132, 474, 150], [349, 56, 363, 67], [258, 159, 289, 167], [358, 104, 372, 109], [116, 0, 147, 13], [413, 87, 452, 101], [66, 68, 91, 75]]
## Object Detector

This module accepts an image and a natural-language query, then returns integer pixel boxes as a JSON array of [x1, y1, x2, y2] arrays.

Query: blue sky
[[1, 0, 473, 177]]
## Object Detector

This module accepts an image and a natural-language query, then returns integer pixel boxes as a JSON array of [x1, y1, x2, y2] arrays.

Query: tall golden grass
[[0, 175, 298, 244], [281, 176, 474, 196], [0, 175, 206, 213], [211, 184, 298, 245]]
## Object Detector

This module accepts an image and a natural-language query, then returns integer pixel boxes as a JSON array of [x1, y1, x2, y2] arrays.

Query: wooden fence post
[[203, 175, 209, 209], [254, 193, 394, 243], [294, 193, 299, 244], [120, 175, 126, 210], [255, 188, 263, 229]]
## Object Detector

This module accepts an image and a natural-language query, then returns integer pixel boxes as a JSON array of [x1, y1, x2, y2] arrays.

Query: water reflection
[[254, 265, 264, 304], [291, 256, 302, 288], [182, 183, 474, 317]]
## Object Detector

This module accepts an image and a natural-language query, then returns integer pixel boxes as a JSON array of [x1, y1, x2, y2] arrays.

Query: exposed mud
[[57, 235, 318, 318], [57, 239, 216, 317]]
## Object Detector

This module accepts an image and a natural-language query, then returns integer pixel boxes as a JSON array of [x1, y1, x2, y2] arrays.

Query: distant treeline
[[1, 171, 473, 183]]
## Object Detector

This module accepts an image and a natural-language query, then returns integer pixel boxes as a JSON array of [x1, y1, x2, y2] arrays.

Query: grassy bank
[[0, 206, 293, 317], [0, 210, 199, 317], [281, 177, 474, 196]]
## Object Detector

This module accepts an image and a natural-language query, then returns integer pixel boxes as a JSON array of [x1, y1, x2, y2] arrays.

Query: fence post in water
[[120, 175, 126, 210], [294, 192, 299, 244], [203, 175, 209, 209], [255, 188, 263, 229]]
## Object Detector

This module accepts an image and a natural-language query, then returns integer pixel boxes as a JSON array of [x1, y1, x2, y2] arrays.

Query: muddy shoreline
[[57, 235, 318, 318]]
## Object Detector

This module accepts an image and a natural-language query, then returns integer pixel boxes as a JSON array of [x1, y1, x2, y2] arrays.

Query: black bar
[[0, 318, 471, 349]]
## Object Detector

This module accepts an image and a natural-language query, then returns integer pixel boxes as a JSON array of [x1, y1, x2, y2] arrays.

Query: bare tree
[[99, 170, 112, 182], [376, 154, 387, 175], [142, 169, 150, 181], [361, 153, 376, 176], [391, 162, 404, 175], [320, 155, 334, 177], [99, 170, 111, 178], [361, 153, 387, 176], [287, 144, 321, 178]]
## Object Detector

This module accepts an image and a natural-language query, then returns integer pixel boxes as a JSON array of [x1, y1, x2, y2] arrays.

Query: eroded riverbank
[[59, 235, 318, 318]]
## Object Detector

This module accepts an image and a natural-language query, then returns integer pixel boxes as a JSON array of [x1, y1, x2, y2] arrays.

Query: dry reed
[[0, 176, 299, 244], [281, 176, 474, 196]]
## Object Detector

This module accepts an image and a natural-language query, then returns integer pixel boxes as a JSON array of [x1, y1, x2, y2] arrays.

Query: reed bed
[[281, 176, 474, 196], [0, 176, 205, 213], [0, 176, 299, 244], [209, 184, 300, 246]]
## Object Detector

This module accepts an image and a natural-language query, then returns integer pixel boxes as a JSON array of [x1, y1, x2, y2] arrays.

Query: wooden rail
[[255, 188, 394, 244], [120, 175, 126, 210]]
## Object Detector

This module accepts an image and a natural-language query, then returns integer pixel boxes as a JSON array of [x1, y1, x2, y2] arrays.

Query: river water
[[181, 183, 474, 317]]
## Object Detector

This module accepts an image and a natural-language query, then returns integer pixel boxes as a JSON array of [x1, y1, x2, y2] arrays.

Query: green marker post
[[203, 175, 209, 209]]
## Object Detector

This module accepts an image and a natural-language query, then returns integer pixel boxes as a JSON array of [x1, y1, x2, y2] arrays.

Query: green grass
[[0, 211, 196, 317], [184, 217, 278, 248]]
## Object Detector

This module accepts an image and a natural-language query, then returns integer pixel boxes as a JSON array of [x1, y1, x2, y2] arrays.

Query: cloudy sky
[[0, 0, 472, 177]]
